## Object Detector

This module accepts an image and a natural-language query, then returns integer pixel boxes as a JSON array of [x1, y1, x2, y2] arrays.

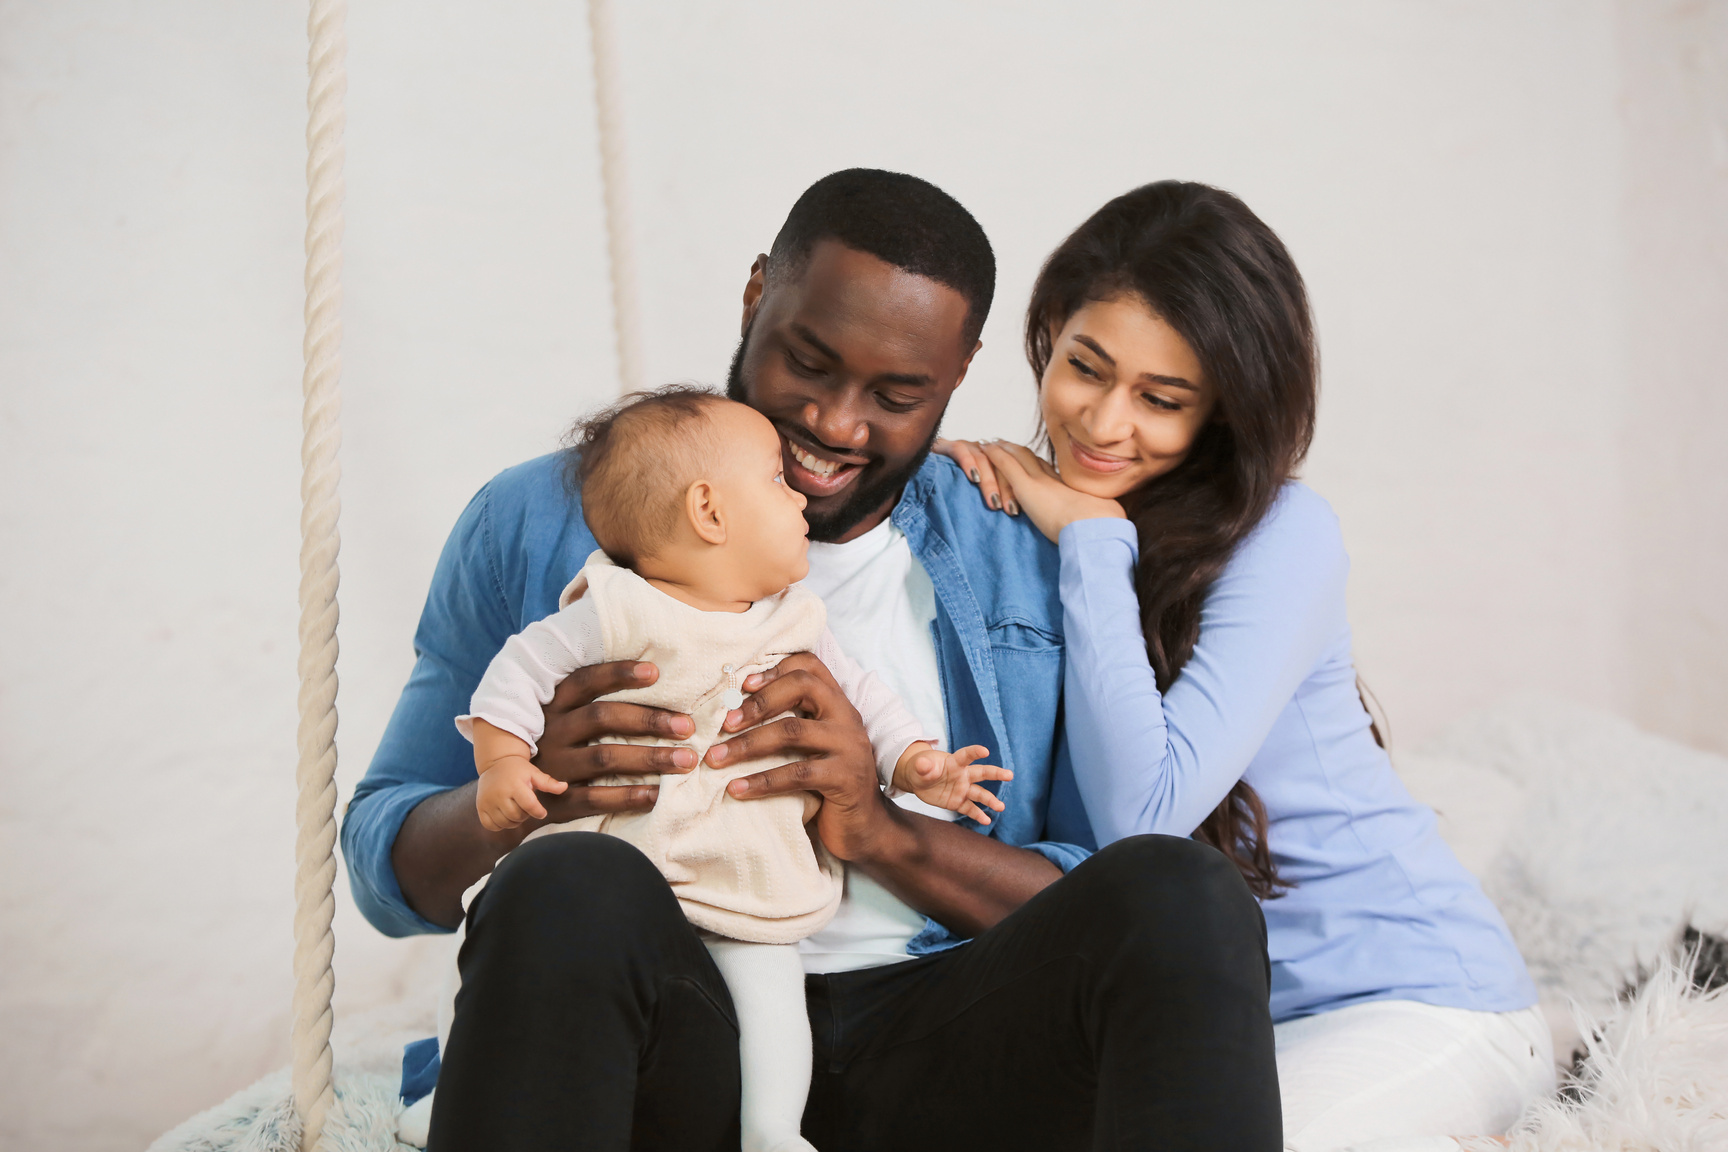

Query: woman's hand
[[978, 441, 1127, 543], [934, 438, 1020, 516]]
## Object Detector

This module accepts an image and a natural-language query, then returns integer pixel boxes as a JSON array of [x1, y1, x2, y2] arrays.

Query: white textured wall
[[0, 2, 1721, 1148], [1618, 0, 1728, 756]]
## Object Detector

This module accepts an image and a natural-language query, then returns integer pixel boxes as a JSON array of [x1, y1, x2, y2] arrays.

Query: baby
[[440, 387, 1009, 1152]]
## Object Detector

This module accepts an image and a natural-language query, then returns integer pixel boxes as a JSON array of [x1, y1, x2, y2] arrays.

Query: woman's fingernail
[[989, 493, 1002, 510], [1006, 501, 1019, 516], [969, 469, 980, 483]]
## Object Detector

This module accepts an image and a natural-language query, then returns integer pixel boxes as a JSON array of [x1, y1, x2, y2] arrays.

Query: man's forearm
[[392, 781, 525, 929], [853, 803, 1062, 938]]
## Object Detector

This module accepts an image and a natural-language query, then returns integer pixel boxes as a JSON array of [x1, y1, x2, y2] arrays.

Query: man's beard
[[727, 323, 938, 544]]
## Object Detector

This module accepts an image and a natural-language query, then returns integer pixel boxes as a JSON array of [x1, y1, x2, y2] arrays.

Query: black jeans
[[429, 833, 1280, 1152]]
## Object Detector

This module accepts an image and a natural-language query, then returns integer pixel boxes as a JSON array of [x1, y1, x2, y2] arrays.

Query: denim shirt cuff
[[342, 782, 464, 938]]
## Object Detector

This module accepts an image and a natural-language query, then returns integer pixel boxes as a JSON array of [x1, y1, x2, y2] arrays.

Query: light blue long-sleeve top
[[1057, 482, 1536, 1022]]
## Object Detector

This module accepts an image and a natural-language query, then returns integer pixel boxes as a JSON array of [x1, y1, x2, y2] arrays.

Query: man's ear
[[952, 338, 983, 391], [740, 254, 768, 335], [685, 478, 727, 545]]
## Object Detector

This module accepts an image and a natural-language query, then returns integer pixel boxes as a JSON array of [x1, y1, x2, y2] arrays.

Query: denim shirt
[[341, 451, 1095, 945]]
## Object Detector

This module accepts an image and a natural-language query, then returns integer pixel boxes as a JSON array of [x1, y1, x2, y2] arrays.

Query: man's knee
[[1067, 835, 1265, 950], [470, 832, 681, 959]]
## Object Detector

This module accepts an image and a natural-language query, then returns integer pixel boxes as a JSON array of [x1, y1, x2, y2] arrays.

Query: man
[[343, 169, 1280, 1151]]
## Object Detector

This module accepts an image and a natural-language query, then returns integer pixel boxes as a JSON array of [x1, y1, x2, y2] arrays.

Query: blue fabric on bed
[[400, 1037, 440, 1105]]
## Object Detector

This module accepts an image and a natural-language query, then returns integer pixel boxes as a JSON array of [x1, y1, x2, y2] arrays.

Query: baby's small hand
[[894, 743, 1012, 825], [476, 757, 569, 832]]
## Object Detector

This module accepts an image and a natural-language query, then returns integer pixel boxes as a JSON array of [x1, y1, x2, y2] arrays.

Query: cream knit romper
[[461, 552, 928, 944]]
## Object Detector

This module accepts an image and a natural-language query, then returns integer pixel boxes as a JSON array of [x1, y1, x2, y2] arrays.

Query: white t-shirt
[[796, 516, 955, 974]]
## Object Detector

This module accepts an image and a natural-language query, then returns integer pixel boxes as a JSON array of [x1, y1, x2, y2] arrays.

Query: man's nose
[[803, 394, 870, 452]]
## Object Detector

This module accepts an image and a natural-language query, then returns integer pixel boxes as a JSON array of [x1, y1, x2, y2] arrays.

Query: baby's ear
[[685, 478, 727, 545]]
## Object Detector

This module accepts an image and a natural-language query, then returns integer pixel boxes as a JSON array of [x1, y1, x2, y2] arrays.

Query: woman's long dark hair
[[1027, 181, 1318, 899]]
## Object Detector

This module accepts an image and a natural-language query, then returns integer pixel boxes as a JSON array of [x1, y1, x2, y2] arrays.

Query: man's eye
[[875, 392, 919, 414], [785, 350, 823, 378]]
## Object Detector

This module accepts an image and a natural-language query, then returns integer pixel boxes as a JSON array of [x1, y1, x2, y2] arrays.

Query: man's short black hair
[[767, 168, 995, 348]]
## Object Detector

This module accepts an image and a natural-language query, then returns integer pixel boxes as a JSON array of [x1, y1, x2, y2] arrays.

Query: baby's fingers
[[530, 767, 569, 795], [957, 800, 994, 826], [517, 787, 549, 822], [967, 763, 1013, 784], [967, 783, 1007, 812], [950, 745, 990, 767]]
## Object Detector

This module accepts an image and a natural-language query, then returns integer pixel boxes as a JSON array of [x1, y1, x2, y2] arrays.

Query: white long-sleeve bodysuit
[[458, 550, 933, 943]]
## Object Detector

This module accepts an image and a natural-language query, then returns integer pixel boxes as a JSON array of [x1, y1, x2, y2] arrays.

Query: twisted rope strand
[[587, 0, 645, 395], [293, 0, 346, 1147]]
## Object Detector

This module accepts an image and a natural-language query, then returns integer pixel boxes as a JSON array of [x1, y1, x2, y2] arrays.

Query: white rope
[[292, 0, 346, 1147], [586, 0, 646, 395]]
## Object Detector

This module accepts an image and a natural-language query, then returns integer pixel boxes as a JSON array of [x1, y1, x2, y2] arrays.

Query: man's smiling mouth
[[789, 441, 841, 478], [778, 427, 869, 499]]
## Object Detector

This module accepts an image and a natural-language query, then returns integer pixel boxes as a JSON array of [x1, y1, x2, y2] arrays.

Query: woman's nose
[[1085, 385, 1137, 447]]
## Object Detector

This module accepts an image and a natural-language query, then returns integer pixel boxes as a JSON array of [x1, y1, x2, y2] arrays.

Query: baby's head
[[571, 387, 810, 604]]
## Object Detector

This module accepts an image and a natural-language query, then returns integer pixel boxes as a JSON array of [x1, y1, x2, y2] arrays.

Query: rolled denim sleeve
[[341, 483, 519, 937]]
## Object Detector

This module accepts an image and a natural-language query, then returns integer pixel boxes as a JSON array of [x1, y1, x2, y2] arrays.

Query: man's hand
[[706, 652, 1061, 938], [529, 660, 697, 826], [705, 652, 896, 863], [392, 659, 696, 928]]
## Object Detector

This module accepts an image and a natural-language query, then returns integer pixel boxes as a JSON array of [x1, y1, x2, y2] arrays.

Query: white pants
[[1276, 1000, 1555, 1152], [703, 937, 816, 1152]]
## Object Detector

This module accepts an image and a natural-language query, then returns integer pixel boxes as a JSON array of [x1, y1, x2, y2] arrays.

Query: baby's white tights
[[703, 937, 818, 1152]]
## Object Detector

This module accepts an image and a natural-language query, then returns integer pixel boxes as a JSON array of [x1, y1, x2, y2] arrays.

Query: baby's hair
[[564, 385, 727, 569]]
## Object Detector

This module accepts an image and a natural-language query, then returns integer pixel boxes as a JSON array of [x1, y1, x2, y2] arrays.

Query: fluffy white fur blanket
[[152, 700, 1728, 1152]]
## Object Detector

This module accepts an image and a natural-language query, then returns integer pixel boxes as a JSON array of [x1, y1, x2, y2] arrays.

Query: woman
[[939, 181, 1553, 1152]]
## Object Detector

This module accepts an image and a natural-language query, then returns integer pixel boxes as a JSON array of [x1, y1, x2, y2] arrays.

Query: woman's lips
[[1066, 435, 1136, 474], [782, 435, 864, 498]]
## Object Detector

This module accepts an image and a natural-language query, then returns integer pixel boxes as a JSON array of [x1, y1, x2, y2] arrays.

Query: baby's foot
[[396, 1089, 433, 1147]]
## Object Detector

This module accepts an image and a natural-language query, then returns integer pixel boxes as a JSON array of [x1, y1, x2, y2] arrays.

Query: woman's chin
[[1059, 462, 1142, 501]]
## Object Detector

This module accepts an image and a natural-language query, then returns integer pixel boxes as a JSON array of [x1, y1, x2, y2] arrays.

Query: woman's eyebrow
[[1073, 333, 1116, 366], [1141, 373, 1199, 392], [1075, 333, 1198, 391]]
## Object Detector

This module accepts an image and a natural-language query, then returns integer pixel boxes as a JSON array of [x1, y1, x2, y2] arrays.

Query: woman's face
[[1040, 295, 1217, 500]]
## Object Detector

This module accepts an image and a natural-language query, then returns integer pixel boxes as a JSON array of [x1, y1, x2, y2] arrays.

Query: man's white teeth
[[791, 442, 842, 478]]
